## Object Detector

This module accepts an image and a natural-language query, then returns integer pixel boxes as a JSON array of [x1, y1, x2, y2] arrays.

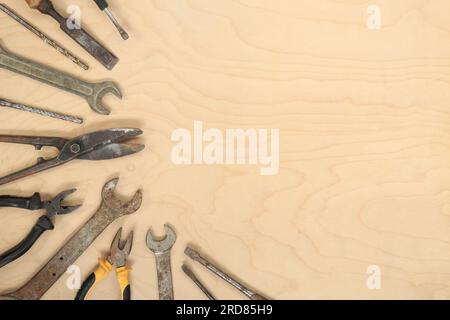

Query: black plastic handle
[[75, 272, 96, 300], [0, 193, 42, 211], [0, 215, 54, 269], [94, 0, 109, 10]]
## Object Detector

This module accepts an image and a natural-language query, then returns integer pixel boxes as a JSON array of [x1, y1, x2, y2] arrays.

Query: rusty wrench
[[0, 44, 121, 115], [146, 224, 177, 300], [0, 178, 142, 300]]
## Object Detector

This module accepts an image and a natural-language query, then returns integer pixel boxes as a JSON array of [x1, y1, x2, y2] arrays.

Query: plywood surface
[[0, 0, 450, 300]]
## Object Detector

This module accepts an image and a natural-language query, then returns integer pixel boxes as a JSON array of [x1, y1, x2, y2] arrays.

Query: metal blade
[[73, 128, 143, 151], [77, 143, 145, 160]]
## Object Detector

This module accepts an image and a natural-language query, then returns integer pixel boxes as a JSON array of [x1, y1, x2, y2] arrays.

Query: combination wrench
[[146, 224, 177, 300], [0, 44, 121, 115]]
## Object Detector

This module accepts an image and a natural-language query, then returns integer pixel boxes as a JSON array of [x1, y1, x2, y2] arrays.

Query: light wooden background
[[0, 0, 449, 300]]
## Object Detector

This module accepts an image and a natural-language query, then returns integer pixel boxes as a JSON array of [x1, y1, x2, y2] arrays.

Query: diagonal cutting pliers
[[0, 128, 145, 186], [0, 189, 81, 268], [75, 228, 133, 300]]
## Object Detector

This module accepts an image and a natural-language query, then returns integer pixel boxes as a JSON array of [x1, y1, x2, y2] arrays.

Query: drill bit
[[182, 264, 216, 300], [0, 3, 89, 70], [0, 98, 83, 124], [26, 0, 119, 70], [93, 0, 129, 40]]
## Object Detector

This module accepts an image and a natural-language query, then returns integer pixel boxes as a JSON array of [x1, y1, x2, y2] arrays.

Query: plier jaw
[[44, 189, 82, 220], [109, 227, 133, 268]]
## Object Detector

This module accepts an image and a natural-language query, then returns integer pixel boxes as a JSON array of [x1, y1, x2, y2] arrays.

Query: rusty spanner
[[0, 178, 142, 300], [146, 224, 177, 300], [0, 44, 121, 115]]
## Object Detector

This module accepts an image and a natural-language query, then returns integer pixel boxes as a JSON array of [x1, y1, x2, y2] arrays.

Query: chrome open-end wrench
[[146, 224, 177, 300], [0, 178, 142, 300], [0, 44, 121, 115]]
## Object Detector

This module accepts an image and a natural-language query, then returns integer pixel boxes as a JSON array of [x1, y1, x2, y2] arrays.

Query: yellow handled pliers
[[75, 228, 133, 300]]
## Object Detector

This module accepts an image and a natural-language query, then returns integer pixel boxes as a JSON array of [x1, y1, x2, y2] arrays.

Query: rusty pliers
[[0, 128, 145, 186], [0, 189, 80, 269], [75, 228, 133, 300]]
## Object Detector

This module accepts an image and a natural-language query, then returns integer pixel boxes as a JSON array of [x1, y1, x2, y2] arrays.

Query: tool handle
[[93, 0, 109, 10], [0, 193, 42, 210], [75, 259, 112, 300], [155, 252, 174, 300], [116, 266, 131, 300], [0, 215, 54, 269]]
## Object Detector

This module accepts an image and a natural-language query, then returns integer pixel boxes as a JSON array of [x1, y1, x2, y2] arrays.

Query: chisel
[[25, 0, 119, 70]]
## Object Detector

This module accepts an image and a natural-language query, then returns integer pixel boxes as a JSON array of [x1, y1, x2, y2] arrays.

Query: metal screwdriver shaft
[[93, 0, 129, 40], [182, 264, 216, 300], [0, 3, 89, 70], [185, 247, 268, 300], [0, 98, 83, 124]]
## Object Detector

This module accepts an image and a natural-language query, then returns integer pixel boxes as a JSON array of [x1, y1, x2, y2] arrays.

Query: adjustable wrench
[[0, 178, 142, 300], [0, 44, 121, 115], [146, 224, 177, 300]]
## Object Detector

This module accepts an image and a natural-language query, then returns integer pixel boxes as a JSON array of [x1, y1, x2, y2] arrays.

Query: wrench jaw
[[146, 224, 177, 253], [101, 178, 143, 217], [87, 81, 122, 115]]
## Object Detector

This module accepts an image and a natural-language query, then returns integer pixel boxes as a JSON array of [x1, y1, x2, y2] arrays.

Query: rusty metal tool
[[0, 128, 144, 186], [182, 264, 216, 300], [0, 98, 83, 124], [146, 224, 176, 300], [25, 0, 119, 70], [0, 178, 142, 300], [0, 3, 89, 70], [75, 228, 133, 300], [185, 246, 268, 300], [93, 0, 129, 40], [0, 44, 121, 115], [0, 189, 80, 269]]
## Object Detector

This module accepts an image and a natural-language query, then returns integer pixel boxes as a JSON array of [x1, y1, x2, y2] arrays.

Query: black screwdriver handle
[[0, 215, 54, 269], [0, 193, 43, 211], [94, 0, 109, 11]]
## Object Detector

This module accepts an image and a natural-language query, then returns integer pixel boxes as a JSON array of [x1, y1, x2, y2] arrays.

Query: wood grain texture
[[0, 0, 450, 300]]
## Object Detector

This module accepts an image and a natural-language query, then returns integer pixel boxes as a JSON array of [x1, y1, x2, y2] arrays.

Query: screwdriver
[[93, 0, 129, 40]]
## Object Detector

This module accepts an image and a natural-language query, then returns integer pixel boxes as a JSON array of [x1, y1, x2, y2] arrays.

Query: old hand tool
[[1, 98, 83, 124], [93, 0, 129, 40], [0, 178, 142, 300], [0, 128, 144, 186], [25, 0, 119, 70], [0, 3, 88, 70], [0, 44, 121, 115], [185, 247, 268, 300], [0, 189, 80, 269], [182, 264, 216, 300], [75, 228, 133, 300], [146, 224, 176, 300]]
